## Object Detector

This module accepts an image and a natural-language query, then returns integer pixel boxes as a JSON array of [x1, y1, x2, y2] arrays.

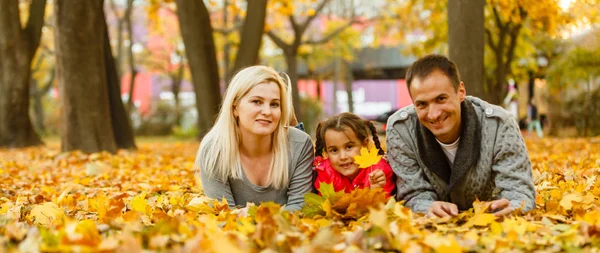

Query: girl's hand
[[369, 170, 386, 189], [233, 207, 249, 217]]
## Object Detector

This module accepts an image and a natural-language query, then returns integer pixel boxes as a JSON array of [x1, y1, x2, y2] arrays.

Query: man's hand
[[427, 201, 458, 218], [369, 170, 386, 189], [489, 198, 513, 217]]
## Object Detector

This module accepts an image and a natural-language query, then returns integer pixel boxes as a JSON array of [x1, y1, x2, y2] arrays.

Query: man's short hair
[[405, 54, 461, 90]]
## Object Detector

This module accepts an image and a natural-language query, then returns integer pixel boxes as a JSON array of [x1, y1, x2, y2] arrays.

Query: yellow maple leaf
[[185, 196, 216, 214], [66, 219, 101, 246], [0, 202, 12, 215], [131, 193, 148, 214], [436, 238, 463, 253], [237, 217, 256, 235], [471, 198, 491, 214], [322, 199, 333, 217], [490, 221, 503, 235], [559, 193, 582, 211], [29, 202, 65, 227], [89, 193, 108, 220], [353, 146, 382, 169], [462, 213, 497, 228]]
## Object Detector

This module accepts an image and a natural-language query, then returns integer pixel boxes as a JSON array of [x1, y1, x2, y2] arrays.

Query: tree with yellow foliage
[[265, 0, 385, 117], [405, 0, 572, 105]]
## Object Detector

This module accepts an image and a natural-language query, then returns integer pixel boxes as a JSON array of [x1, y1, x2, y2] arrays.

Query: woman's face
[[234, 81, 282, 137]]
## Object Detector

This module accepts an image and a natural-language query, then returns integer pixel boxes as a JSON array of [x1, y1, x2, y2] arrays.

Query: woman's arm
[[285, 135, 315, 211], [198, 162, 236, 208]]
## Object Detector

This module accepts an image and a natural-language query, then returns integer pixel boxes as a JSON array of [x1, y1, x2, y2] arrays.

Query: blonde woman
[[196, 66, 314, 211]]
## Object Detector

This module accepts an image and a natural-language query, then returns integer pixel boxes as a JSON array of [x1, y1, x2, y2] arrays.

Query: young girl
[[313, 112, 395, 196]]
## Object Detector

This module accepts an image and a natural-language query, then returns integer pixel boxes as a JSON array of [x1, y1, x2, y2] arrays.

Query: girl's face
[[324, 128, 366, 180], [234, 82, 281, 138]]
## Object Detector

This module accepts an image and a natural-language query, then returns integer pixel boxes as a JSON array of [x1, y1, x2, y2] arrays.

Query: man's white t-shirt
[[437, 137, 460, 165]]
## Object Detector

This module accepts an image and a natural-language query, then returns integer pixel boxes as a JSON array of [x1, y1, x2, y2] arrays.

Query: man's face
[[410, 69, 465, 144]]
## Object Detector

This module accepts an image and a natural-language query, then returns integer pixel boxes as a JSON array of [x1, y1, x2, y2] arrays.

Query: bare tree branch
[[266, 30, 290, 50], [485, 27, 498, 52], [303, 15, 380, 45], [124, 0, 133, 24], [163, 5, 177, 16], [39, 67, 55, 95], [24, 0, 47, 58], [289, 15, 301, 35], [40, 44, 54, 55], [299, 0, 330, 34], [303, 19, 358, 45], [109, 0, 120, 17], [490, 4, 506, 30], [213, 23, 243, 35], [504, 22, 523, 73]]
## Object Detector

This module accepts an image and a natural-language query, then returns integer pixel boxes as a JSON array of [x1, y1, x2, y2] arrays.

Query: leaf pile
[[1, 137, 600, 252]]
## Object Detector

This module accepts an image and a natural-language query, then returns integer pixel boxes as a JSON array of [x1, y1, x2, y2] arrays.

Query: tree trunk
[[104, 17, 136, 149], [222, 0, 231, 85], [30, 79, 44, 133], [31, 68, 55, 134], [343, 59, 354, 113], [332, 57, 340, 114], [527, 71, 534, 100], [485, 5, 526, 105], [116, 21, 124, 80], [110, 0, 125, 81], [55, 0, 117, 153], [448, 0, 484, 99], [171, 61, 185, 126], [0, 0, 45, 148], [264, 0, 336, 121], [125, 0, 137, 112], [284, 49, 302, 120], [176, 0, 221, 138], [231, 0, 267, 74]]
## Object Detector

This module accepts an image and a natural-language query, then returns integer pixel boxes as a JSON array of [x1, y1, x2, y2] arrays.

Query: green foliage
[[547, 31, 600, 91], [301, 183, 344, 218], [545, 86, 600, 137], [172, 125, 198, 139], [135, 101, 177, 136], [301, 183, 388, 220], [299, 95, 323, 137], [301, 20, 362, 69]]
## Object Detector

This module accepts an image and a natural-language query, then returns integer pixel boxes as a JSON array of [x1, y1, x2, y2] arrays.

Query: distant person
[[313, 112, 395, 197], [196, 66, 314, 211], [386, 55, 535, 218], [527, 99, 543, 138], [503, 81, 519, 120]]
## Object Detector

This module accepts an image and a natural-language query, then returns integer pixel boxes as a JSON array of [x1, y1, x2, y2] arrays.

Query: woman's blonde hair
[[196, 66, 294, 189]]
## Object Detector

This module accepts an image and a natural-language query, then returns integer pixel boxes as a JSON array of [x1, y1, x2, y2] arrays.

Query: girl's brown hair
[[314, 112, 384, 157]]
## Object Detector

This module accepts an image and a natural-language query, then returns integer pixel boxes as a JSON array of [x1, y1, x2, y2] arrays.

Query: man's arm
[[492, 117, 536, 211], [387, 125, 438, 213]]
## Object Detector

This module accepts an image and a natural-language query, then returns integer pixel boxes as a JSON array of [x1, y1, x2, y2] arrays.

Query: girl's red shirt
[[313, 156, 396, 197]]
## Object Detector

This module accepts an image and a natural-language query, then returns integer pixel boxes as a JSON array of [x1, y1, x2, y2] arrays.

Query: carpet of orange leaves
[[1, 137, 599, 252]]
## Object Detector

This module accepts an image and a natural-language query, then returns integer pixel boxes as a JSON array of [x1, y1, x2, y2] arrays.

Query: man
[[386, 55, 535, 217]]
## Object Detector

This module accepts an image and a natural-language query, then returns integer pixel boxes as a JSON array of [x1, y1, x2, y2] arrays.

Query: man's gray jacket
[[386, 96, 536, 213]]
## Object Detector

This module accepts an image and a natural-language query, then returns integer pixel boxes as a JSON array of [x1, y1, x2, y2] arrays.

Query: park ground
[[1, 136, 600, 252]]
